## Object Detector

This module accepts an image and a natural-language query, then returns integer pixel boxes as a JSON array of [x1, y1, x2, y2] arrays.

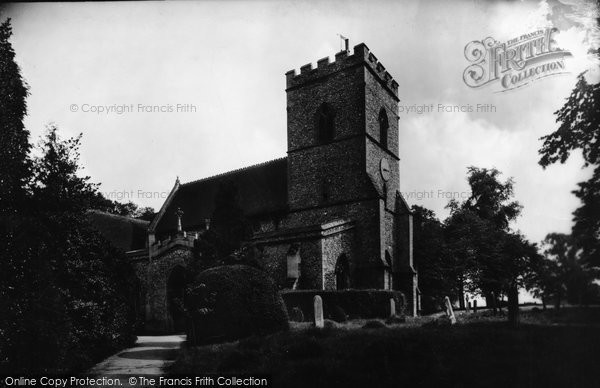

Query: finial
[[175, 207, 184, 233], [176, 175, 180, 184]]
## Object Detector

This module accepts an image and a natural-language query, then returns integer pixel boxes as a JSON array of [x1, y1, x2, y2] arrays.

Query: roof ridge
[[87, 209, 150, 225], [182, 156, 288, 186]]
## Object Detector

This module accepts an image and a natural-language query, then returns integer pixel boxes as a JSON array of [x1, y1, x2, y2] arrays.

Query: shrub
[[186, 265, 289, 345]]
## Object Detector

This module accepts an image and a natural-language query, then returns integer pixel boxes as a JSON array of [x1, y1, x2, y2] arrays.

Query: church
[[125, 42, 418, 332]]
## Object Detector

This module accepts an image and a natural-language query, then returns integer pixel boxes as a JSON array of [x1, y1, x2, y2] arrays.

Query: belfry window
[[317, 103, 335, 144], [379, 108, 389, 149]]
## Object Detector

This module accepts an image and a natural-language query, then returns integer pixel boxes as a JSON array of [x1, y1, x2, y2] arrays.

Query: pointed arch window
[[317, 103, 335, 144], [379, 108, 389, 149]]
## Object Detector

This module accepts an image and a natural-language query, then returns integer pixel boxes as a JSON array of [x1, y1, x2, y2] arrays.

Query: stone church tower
[[126, 43, 418, 333], [253, 43, 417, 314]]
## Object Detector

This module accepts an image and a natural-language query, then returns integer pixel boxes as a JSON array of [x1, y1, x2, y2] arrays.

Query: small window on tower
[[317, 103, 335, 144], [379, 108, 389, 149]]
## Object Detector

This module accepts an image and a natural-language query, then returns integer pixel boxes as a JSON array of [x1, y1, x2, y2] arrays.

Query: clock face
[[380, 158, 391, 182]]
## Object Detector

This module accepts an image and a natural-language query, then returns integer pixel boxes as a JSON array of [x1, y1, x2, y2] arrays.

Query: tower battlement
[[285, 43, 399, 97]]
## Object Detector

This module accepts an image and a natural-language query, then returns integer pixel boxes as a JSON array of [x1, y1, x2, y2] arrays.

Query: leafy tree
[[445, 167, 523, 310], [0, 20, 137, 372], [0, 19, 30, 214], [31, 125, 137, 370], [539, 71, 600, 267], [524, 256, 563, 310], [412, 205, 456, 313], [537, 233, 598, 307], [1, 125, 138, 373], [499, 232, 541, 325], [32, 125, 99, 212], [461, 166, 522, 230], [134, 206, 156, 221]]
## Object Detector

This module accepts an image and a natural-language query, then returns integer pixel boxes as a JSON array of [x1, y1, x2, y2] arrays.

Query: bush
[[186, 265, 289, 345]]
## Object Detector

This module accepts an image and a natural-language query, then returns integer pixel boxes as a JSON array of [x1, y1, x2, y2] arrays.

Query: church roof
[[151, 157, 288, 236], [88, 210, 149, 251]]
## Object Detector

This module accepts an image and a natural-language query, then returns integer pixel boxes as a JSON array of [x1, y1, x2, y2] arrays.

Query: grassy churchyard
[[170, 307, 600, 388]]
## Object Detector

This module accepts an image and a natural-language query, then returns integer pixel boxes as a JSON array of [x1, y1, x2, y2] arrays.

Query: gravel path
[[86, 335, 186, 384]]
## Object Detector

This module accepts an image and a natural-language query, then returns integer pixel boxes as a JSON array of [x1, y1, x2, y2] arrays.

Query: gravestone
[[465, 299, 471, 313], [390, 298, 396, 317], [313, 295, 324, 328], [444, 296, 456, 325], [473, 300, 478, 313]]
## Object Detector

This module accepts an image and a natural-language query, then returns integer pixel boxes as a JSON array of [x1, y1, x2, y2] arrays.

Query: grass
[[169, 307, 600, 388]]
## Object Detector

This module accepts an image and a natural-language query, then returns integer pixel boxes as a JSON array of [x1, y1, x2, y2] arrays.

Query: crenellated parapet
[[285, 43, 398, 97]]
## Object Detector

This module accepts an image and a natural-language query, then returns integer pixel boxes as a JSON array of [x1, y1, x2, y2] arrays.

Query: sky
[[1, 0, 599, 250]]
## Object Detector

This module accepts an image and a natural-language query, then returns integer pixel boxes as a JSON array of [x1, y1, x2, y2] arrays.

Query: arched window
[[317, 103, 335, 144], [335, 254, 350, 290], [379, 108, 389, 149], [286, 243, 301, 289]]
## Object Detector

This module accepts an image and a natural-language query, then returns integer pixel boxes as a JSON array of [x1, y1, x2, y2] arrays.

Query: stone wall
[[132, 246, 193, 333]]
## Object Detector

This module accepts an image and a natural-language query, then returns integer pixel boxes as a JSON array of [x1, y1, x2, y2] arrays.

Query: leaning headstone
[[473, 300, 478, 313], [444, 296, 456, 325], [313, 295, 324, 328], [389, 298, 396, 317]]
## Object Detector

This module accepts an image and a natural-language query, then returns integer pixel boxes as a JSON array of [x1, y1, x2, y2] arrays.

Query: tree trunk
[[508, 285, 519, 327]]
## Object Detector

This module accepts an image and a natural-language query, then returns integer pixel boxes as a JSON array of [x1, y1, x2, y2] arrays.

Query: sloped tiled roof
[[88, 210, 149, 251], [153, 157, 288, 236]]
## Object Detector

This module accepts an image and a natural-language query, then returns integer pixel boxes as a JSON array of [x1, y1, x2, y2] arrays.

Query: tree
[[1, 124, 138, 373], [0, 19, 30, 214], [462, 166, 522, 230], [500, 232, 541, 325], [446, 167, 523, 312], [537, 233, 598, 308], [32, 125, 98, 213], [539, 71, 600, 267], [29, 125, 137, 370], [411, 205, 454, 313]]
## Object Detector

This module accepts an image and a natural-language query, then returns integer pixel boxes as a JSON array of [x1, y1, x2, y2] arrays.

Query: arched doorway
[[335, 254, 350, 290], [167, 266, 187, 333]]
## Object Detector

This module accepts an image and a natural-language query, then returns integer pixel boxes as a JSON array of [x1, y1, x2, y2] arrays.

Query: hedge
[[185, 265, 289, 345], [280, 289, 406, 322]]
